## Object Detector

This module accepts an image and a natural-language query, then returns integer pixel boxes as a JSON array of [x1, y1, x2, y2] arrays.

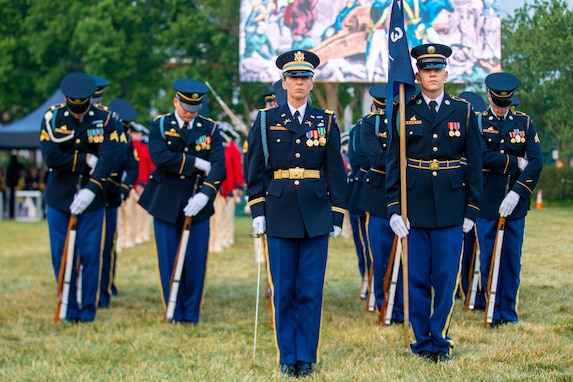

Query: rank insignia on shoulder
[[153, 113, 170, 122], [40, 130, 50, 142], [199, 115, 215, 123], [325, 109, 334, 115]]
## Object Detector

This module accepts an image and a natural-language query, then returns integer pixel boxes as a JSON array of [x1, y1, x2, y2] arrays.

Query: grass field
[[1, 208, 572, 381]]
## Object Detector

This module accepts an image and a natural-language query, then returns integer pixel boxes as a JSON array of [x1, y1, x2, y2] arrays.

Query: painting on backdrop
[[239, 0, 501, 83]]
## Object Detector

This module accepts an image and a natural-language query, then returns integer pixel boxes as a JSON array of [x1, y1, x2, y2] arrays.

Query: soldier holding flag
[[385, 41, 482, 362]]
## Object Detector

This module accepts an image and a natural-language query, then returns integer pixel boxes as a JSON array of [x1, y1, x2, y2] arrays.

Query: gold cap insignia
[[294, 51, 305, 62]]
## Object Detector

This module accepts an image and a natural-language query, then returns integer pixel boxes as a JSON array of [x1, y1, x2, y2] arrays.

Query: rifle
[[484, 217, 505, 327], [205, 81, 249, 136], [465, 235, 479, 311], [251, 232, 265, 357], [54, 175, 82, 323], [380, 236, 401, 326], [484, 175, 511, 327], [164, 174, 203, 323]]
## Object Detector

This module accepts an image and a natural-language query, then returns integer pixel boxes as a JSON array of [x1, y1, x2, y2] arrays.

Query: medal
[[455, 130, 461, 137], [449, 131, 455, 137], [306, 131, 313, 147], [510, 138, 516, 144], [317, 127, 326, 146], [195, 144, 202, 151]]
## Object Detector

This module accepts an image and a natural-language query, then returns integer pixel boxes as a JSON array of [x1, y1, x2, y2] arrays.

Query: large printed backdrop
[[239, 0, 501, 83]]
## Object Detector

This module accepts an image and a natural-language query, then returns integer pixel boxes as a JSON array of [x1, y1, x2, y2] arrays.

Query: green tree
[[502, 0, 573, 166]]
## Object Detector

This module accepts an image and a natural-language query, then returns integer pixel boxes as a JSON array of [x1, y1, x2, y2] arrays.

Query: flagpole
[[398, 82, 410, 353]]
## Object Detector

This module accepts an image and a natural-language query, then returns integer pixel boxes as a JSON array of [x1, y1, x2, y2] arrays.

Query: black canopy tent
[[0, 90, 64, 150]]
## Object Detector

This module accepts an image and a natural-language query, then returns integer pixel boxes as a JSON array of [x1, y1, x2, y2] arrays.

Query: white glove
[[517, 157, 529, 171], [462, 218, 474, 233], [69, 189, 96, 215], [330, 225, 342, 238], [87, 154, 98, 175], [389, 214, 410, 238], [499, 190, 520, 218], [194, 158, 211, 176], [183, 192, 209, 217], [252, 216, 266, 234]]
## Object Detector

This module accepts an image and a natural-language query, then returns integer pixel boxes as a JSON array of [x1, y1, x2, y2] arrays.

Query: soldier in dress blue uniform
[[40, 72, 124, 322], [457, 91, 487, 309], [346, 118, 371, 304], [99, 97, 140, 308], [357, 84, 403, 322], [138, 78, 226, 324], [385, 44, 483, 362], [247, 50, 347, 378], [476, 72, 543, 328]]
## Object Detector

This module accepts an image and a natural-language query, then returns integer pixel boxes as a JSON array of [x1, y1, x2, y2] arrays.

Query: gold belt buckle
[[429, 159, 439, 170], [289, 167, 304, 179]]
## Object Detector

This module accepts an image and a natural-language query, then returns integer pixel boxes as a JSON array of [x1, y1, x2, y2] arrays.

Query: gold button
[[180, 175, 185, 180], [76, 139, 81, 144], [433, 133, 438, 139], [500, 139, 505, 143], [500, 150, 505, 154], [184, 147, 189, 152], [294, 180, 300, 186], [433, 147, 438, 152], [295, 153, 301, 158], [432, 171, 437, 176], [277, 139, 281, 143], [383, 144, 386, 148], [296, 139, 301, 144]]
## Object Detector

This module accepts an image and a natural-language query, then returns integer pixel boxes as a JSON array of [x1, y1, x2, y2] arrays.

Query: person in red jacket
[[209, 122, 245, 252], [220, 123, 245, 248], [117, 122, 155, 251]]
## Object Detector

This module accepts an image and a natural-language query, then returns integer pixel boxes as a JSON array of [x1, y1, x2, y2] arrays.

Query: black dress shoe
[[434, 351, 451, 363], [280, 364, 297, 377], [417, 351, 435, 361], [296, 361, 313, 378]]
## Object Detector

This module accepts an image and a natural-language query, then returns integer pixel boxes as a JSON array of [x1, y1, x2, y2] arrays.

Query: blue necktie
[[429, 100, 438, 117], [294, 110, 301, 128]]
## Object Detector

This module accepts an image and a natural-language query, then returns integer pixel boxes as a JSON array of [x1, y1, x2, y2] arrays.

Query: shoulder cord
[[260, 111, 269, 168]]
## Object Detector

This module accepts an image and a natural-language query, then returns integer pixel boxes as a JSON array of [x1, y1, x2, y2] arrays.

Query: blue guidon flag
[[386, 0, 417, 137]]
